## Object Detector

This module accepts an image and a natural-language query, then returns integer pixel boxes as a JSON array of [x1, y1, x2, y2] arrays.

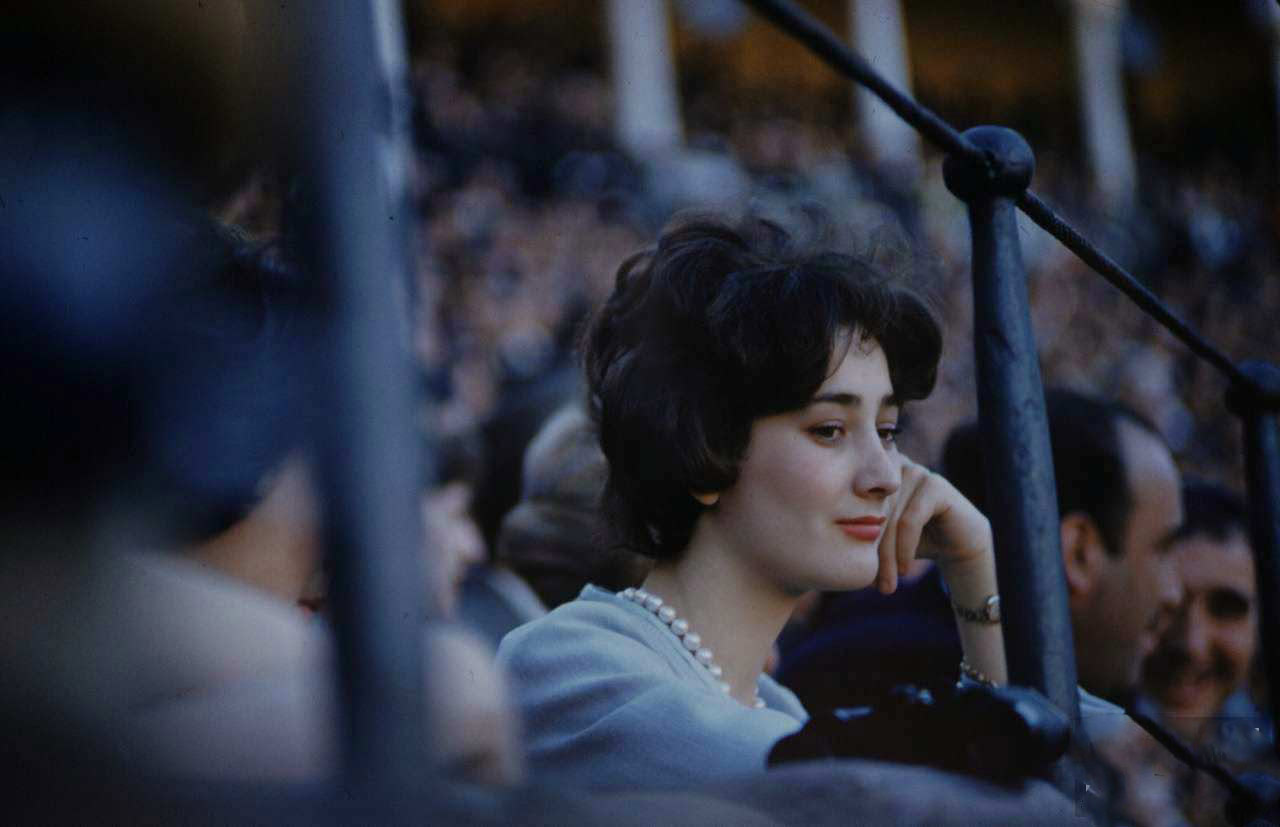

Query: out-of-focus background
[[223, 0, 1280, 496]]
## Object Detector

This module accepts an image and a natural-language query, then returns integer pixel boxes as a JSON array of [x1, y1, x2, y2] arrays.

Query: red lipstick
[[836, 516, 885, 542]]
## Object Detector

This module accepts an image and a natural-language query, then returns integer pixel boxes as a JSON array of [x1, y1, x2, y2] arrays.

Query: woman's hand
[[875, 456, 993, 595], [875, 456, 1007, 685]]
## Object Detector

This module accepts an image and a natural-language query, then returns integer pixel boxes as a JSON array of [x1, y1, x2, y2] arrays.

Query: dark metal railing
[[289, 0, 429, 788], [941, 127, 1079, 729], [738, 0, 1280, 770], [1229, 363, 1280, 764]]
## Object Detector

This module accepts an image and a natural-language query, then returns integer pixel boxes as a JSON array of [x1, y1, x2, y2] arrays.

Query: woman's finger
[[876, 462, 920, 594], [894, 470, 944, 570], [876, 491, 900, 594]]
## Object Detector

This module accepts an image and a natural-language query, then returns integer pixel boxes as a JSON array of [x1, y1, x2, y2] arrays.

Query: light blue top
[[497, 584, 808, 791]]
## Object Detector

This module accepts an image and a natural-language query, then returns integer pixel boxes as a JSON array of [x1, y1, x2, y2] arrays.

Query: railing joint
[[1226, 361, 1280, 417], [942, 127, 1034, 203]]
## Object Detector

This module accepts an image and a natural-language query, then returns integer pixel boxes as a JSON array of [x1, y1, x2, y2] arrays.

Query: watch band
[[951, 593, 1001, 624]]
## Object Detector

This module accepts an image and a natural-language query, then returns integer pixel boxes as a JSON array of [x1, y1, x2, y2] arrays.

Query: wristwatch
[[952, 594, 1001, 624]]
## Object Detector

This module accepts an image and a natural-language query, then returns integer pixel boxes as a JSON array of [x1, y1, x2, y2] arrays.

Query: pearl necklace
[[620, 586, 766, 710]]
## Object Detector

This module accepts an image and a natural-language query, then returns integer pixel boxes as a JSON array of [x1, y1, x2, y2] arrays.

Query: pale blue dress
[[497, 584, 808, 791]]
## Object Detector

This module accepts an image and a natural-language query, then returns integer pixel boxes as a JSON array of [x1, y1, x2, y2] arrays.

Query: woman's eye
[[809, 424, 845, 442], [878, 424, 902, 445]]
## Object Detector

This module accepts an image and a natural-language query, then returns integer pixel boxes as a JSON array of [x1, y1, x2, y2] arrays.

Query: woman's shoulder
[[496, 584, 681, 680]]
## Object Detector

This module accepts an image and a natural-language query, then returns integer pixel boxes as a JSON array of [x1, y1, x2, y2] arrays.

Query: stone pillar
[[1264, 1, 1280, 190], [606, 0, 683, 159], [849, 0, 920, 174], [1068, 0, 1137, 212]]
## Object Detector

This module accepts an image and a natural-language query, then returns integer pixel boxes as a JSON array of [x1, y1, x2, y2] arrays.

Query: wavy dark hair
[[582, 211, 942, 560]]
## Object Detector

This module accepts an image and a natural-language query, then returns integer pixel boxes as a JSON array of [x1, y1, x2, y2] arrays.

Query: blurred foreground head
[[0, 1, 308, 544]]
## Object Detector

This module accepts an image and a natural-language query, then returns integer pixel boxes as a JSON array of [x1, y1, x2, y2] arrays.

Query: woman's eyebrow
[[809, 391, 900, 409]]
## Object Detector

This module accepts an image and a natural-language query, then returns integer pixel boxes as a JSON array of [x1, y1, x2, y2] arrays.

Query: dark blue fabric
[[777, 566, 962, 711]]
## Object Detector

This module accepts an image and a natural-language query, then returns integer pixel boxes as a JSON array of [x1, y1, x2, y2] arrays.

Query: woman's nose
[[853, 439, 900, 500]]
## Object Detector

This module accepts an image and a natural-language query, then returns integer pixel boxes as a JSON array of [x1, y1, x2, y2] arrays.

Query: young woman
[[496, 212, 1006, 790]]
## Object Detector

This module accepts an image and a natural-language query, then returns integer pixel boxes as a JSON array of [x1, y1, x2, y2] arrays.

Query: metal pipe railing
[[941, 127, 1081, 730], [1227, 362, 1280, 763], [289, 0, 429, 789]]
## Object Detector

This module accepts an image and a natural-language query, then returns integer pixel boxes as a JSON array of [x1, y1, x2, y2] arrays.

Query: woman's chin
[[812, 561, 880, 593]]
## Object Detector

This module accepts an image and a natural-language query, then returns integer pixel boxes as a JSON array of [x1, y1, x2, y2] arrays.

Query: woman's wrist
[[936, 545, 998, 602], [943, 544, 1008, 685]]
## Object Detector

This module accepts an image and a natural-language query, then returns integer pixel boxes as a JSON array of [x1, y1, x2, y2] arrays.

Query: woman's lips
[[836, 517, 884, 542]]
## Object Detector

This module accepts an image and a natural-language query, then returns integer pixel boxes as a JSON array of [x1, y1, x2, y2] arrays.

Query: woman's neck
[[641, 525, 799, 707]]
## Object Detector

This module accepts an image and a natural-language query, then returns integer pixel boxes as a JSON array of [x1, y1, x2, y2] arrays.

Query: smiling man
[[1142, 480, 1260, 745]]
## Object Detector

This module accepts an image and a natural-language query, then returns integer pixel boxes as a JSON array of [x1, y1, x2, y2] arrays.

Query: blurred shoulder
[[496, 584, 673, 678]]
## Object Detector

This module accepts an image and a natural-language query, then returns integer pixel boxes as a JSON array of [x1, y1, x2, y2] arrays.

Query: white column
[[606, 0, 683, 159], [1069, 0, 1137, 212], [1265, 1, 1280, 190], [849, 0, 919, 173]]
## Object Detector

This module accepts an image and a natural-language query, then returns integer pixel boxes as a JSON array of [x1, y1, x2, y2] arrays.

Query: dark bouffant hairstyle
[[582, 211, 942, 560], [942, 388, 1162, 558]]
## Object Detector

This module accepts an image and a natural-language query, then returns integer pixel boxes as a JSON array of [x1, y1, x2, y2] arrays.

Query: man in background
[[943, 389, 1189, 825], [1142, 479, 1267, 754], [944, 389, 1185, 707]]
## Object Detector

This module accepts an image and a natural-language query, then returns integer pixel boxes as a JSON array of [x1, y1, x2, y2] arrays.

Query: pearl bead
[[616, 587, 764, 712]]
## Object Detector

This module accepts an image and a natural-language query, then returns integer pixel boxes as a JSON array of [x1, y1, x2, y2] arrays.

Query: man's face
[[1086, 422, 1183, 699], [1142, 530, 1257, 740]]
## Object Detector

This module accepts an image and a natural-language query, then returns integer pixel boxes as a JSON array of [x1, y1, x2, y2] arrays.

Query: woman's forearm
[[938, 552, 1008, 686]]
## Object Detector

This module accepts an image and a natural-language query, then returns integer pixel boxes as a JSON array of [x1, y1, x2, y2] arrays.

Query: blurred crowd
[[224, 38, 1278, 490]]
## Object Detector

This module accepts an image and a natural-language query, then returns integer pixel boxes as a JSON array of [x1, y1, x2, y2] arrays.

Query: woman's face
[[708, 337, 903, 593]]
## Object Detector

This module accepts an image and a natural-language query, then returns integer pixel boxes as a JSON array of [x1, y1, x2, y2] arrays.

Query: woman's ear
[[691, 491, 720, 507], [1060, 512, 1105, 602]]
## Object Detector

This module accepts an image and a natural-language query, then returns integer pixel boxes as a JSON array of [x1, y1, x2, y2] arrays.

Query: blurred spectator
[[1135, 480, 1276, 827], [422, 428, 489, 618], [470, 365, 582, 550], [497, 402, 650, 608], [1142, 480, 1270, 755], [459, 401, 653, 647]]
